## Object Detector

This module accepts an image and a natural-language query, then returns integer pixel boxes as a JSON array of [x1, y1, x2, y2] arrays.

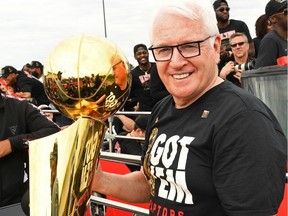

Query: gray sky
[[0, 0, 268, 69]]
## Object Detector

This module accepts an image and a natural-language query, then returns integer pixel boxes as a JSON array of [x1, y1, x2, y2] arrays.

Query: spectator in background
[[219, 32, 255, 87], [30, 61, 44, 80], [112, 114, 136, 134], [0, 93, 60, 207], [252, 14, 272, 58], [21, 63, 31, 75], [255, 0, 287, 69], [213, 0, 255, 70], [130, 44, 157, 111], [1, 65, 50, 105], [114, 115, 149, 172]]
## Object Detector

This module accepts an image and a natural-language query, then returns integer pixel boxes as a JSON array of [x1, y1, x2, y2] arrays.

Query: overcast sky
[[0, 0, 268, 70]]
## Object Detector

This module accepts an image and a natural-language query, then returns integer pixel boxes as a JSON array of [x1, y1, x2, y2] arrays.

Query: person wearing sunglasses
[[91, 0, 287, 215], [213, 0, 255, 72], [219, 32, 255, 87], [255, 0, 287, 69]]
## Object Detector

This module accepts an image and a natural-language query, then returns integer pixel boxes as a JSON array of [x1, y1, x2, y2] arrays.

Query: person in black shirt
[[0, 93, 60, 207], [130, 44, 157, 111], [219, 32, 255, 87], [255, 0, 287, 69]]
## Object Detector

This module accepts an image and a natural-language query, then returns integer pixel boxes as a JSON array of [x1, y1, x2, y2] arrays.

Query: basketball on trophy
[[43, 33, 131, 120]]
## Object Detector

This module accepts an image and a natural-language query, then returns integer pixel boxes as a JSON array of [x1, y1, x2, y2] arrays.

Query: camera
[[234, 60, 255, 72]]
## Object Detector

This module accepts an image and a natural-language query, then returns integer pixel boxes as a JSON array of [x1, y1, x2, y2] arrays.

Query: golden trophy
[[29, 34, 131, 215]]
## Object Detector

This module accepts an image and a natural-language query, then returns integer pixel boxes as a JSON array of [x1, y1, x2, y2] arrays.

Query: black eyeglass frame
[[148, 35, 213, 62]]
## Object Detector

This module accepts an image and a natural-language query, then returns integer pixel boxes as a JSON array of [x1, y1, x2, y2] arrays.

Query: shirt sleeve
[[8, 101, 60, 151], [213, 110, 287, 216], [255, 36, 278, 69]]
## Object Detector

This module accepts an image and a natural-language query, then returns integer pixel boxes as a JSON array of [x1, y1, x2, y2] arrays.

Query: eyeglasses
[[273, 8, 288, 16], [230, 41, 246, 48], [148, 36, 213, 62], [217, 7, 230, 13]]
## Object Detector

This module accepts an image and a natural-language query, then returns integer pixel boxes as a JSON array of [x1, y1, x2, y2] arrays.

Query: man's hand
[[0, 139, 12, 158], [219, 61, 235, 79], [233, 68, 243, 84], [15, 91, 31, 98]]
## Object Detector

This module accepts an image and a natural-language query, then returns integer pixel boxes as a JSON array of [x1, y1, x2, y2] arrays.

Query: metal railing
[[92, 111, 151, 215]]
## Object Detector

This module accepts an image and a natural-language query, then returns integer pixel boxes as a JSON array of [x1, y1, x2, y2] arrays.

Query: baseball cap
[[133, 44, 148, 54], [1, 66, 18, 78], [31, 61, 43, 68], [135, 115, 149, 131], [265, 0, 287, 17], [213, 0, 229, 10]]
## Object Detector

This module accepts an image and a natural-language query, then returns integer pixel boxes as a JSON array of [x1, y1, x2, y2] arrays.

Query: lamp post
[[102, 0, 107, 38]]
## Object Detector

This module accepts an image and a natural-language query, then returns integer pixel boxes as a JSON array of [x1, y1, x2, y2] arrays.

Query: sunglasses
[[230, 41, 246, 48], [217, 7, 230, 12]]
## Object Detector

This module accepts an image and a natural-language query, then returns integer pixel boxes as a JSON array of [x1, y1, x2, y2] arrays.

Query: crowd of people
[[0, 0, 287, 215], [215, 0, 287, 86]]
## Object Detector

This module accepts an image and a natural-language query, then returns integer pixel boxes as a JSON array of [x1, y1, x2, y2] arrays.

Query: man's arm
[[92, 166, 150, 203], [8, 99, 60, 152], [15, 91, 31, 98], [115, 114, 135, 132]]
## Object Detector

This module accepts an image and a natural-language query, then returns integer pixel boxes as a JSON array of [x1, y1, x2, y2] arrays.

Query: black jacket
[[0, 93, 60, 206]]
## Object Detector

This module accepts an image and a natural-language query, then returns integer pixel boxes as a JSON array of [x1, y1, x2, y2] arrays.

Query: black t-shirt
[[149, 65, 169, 105], [142, 81, 286, 216], [255, 30, 288, 69], [131, 63, 157, 111]]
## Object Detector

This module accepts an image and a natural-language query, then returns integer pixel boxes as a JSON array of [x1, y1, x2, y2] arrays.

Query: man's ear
[[214, 35, 222, 64], [214, 35, 222, 55], [268, 16, 276, 25]]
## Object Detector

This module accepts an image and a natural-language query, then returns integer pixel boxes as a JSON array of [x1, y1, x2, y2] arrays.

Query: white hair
[[149, 0, 219, 46]]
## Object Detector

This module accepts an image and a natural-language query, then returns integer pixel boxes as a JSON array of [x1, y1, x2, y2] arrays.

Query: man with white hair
[[91, 0, 287, 215]]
